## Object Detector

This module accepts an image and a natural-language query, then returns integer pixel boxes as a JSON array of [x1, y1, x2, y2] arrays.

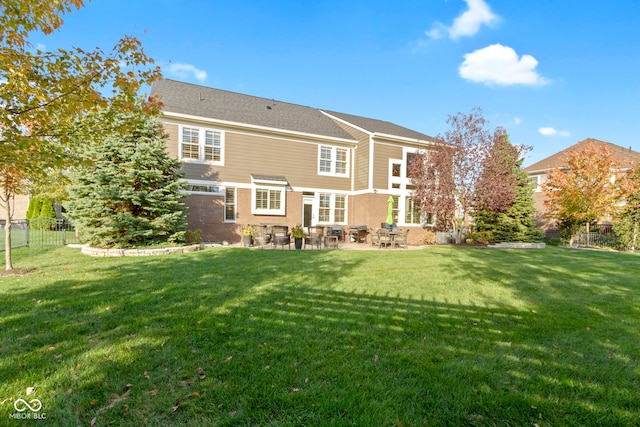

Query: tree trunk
[[632, 222, 638, 252], [3, 194, 14, 271], [585, 222, 590, 247]]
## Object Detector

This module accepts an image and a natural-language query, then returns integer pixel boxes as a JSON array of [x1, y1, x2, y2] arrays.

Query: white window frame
[[179, 125, 225, 165], [224, 187, 236, 223], [183, 180, 223, 195], [317, 193, 348, 224], [252, 187, 285, 215], [530, 175, 541, 192], [318, 145, 350, 177]]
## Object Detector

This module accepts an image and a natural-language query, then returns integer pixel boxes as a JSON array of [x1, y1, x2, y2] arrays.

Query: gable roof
[[525, 138, 640, 173], [151, 79, 434, 143], [323, 110, 435, 142]]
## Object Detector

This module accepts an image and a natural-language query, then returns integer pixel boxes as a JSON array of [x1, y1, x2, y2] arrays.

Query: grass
[[1, 245, 639, 426]]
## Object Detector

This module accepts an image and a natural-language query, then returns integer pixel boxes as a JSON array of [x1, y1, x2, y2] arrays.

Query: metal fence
[[570, 232, 616, 249], [0, 219, 81, 251]]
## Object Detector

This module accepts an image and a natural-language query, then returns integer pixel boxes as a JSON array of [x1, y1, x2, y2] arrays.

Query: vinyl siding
[[372, 143, 403, 189], [163, 121, 351, 191]]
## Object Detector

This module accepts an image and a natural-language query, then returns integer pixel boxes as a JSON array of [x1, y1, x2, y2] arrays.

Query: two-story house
[[525, 138, 640, 234], [151, 79, 436, 244]]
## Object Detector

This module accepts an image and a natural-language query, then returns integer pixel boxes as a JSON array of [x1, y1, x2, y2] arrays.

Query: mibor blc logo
[[10, 398, 47, 420]]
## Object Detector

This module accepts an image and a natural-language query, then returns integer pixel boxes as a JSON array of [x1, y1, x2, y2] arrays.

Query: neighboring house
[[151, 79, 437, 244], [524, 138, 640, 233]]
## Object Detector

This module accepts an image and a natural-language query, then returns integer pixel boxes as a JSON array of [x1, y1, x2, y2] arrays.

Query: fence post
[[25, 219, 30, 247]]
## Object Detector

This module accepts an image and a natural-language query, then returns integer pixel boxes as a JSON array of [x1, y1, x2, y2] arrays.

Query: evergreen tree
[[26, 197, 42, 220], [471, 130, 541, 242], [66, 101, 187, 248], [39, 198, 57, 230]]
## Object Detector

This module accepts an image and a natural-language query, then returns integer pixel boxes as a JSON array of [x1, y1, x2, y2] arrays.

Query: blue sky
[[30, 0, 640, 166]]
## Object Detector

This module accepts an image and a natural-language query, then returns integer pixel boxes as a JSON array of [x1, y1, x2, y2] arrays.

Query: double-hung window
[[318, 193, 347, 224], [180, 125, 224, 164], [318, 145, 349, 177]]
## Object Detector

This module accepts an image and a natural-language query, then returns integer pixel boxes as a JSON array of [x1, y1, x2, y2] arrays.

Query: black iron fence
[[0, 219, 81, 251]]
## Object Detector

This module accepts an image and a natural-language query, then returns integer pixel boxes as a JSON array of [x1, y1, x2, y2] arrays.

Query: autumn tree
[[615, 165, 640, 250], [471, 128, 541, 242], [542, 141, 621, 245], [0, 0, 161, 270], [410, 108, 491, 242]]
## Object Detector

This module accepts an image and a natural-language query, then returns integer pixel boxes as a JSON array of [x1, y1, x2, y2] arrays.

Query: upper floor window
[[180, 125, 224, 164], [318, 145, 349, 177]]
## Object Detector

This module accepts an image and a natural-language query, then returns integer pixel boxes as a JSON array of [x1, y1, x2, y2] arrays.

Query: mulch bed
[[0, 269, 35, 277]]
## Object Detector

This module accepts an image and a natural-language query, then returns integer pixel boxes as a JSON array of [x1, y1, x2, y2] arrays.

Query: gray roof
[[524, 138, 640, 172], [151, 79, 434, 143], [323, 110, 435, 142]]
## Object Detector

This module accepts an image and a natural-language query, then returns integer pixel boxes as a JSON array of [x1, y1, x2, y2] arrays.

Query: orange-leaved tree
[[0, 0, 161, 270], [542, 140, 622, 245]]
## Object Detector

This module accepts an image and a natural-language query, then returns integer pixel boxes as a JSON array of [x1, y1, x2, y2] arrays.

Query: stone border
[[80, 244, 204, 257], [487, 242, 546, 249]]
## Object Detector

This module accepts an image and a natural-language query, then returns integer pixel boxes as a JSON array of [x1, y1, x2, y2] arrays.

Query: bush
[[419, 230, 437, 245]]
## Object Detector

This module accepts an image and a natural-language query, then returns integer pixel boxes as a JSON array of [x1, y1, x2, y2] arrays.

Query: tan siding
[[163, 121, 353, 190], [163, 123, 179, 158], [225, 133, 351, 190], [330, 120, 371, 191], [12, 194, 30, 219], [372, 143, 403, 189]]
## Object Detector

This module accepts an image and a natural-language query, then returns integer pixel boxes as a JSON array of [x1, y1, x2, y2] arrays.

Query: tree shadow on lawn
[[1, 247, 639, 426]]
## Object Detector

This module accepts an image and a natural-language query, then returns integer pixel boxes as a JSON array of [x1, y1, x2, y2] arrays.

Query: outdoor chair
[[251, 225, 271, 247], [393, 228, 409, 249], [370, 228, 381, 247], [271, 225, 290, 249], [377, 228, 393, 248], [305, 226, 324, 249]]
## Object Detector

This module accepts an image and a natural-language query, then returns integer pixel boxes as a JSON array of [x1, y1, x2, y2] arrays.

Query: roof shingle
[[525, 138, 640, 172], [151, 79, 434, 143]]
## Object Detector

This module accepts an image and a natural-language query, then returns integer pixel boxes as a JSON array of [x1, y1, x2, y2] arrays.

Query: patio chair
[[370, 228, 381, 247], [378, 228, 393, 248], [251, 225, 271, 247], [393, 228, 409, 249], [305, 226, 324, 249], [271, 225, 290, 249]]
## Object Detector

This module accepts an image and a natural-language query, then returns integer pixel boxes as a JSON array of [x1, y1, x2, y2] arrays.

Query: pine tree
[[26, 197, 42, 220], [471, 130, 542, 242], [66, 101, 187, 248]]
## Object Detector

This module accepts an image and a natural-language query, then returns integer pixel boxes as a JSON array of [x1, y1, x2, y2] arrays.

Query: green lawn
[[1, 246, 639, 426]]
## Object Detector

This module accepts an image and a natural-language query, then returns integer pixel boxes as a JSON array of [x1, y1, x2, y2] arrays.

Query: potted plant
[[241, 224, 253, 247], [291, 224, 305, 250]]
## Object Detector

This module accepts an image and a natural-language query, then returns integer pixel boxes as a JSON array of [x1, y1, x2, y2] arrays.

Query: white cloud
[[36, 43, 46, 51], [167, 63, 207, 82], [427, 0, 499, 40], [539, 127, 571, 137], [459, 44, 549, 86], [514, 117, 522, 125]]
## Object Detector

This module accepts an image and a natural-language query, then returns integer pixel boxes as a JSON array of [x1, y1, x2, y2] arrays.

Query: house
[[524, 138, 640, 233], [150, 79, 437, 244]]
